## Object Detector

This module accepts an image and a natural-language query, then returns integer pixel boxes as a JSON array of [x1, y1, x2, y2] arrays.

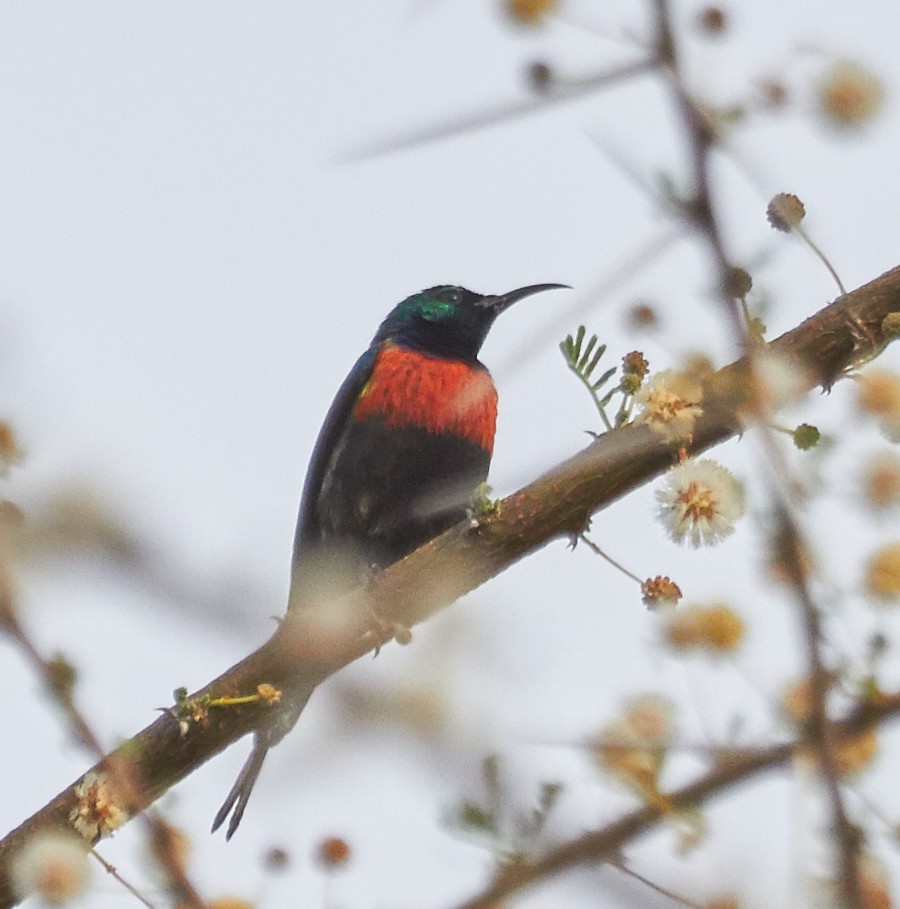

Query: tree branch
[[453, 694, 900, 909]]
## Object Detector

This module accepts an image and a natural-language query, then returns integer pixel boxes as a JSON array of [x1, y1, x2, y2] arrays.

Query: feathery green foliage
[[560, 326, 618, 430]]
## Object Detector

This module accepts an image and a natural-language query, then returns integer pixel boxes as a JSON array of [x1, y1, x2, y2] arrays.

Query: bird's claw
[[362, 607, 413, 654]]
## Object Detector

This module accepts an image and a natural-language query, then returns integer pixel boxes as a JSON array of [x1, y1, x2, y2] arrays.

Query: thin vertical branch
[[650, 4, 863, 900], [651, 0, 746, 345], [775, 506, 863, 909]]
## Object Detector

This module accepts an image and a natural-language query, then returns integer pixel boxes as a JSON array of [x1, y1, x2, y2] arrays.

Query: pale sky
[[1, 2, 899, 907]]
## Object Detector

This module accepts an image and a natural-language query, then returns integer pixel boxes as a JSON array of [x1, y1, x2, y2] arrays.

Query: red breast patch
[[353, 343, 498, 452]]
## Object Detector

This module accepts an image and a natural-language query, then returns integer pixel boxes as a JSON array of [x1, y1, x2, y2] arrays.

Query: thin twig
[[336, 58, 657, 163], [90, 851, 159, 909], [0, 611, 105, 757], [797, 225, 847, 295], [774, 505, 863, 909], [611, 859, 705, 909], [652, 0, 745, 345], [579, 533, 643, 585]]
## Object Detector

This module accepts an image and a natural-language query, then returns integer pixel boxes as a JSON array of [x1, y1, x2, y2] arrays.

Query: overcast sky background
[[1, 2, 900, 907]]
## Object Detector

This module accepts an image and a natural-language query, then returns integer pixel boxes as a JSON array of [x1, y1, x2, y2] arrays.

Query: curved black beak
[[478, 282, 570, 314]]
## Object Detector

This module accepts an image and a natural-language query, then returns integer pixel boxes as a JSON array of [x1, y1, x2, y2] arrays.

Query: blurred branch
[[16, 489, 277, 635], [0, 257, 897, 907], [652, 0, 744, 341], [655, 2, 865, 898], [454, 694, 900, 909], [336, 56, 657, 162], [0, 584, 209, 907], [774, 505, 864, 909], [0, 600, 104, 760]]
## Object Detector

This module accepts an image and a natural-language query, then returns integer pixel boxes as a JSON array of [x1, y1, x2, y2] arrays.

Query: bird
[[212, 282, 568, 838]]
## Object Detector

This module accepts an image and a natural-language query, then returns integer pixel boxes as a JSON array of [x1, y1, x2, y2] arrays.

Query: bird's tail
[[211, 684, 314, 839], [211, 738, 268, 840]]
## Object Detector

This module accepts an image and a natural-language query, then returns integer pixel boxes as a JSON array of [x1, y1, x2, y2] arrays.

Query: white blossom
[[656, 459, 744, 547], [10, 833, 90, 904]]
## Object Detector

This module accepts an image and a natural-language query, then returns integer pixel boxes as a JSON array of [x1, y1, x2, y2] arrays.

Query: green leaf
[[456, 800, 497, 835], [559, 326, 615, 430]]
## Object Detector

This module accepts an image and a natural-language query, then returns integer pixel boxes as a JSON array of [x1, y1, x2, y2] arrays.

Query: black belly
[[291, 418, 491, 597]]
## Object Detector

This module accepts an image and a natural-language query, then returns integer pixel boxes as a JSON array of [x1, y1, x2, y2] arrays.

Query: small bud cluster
[[857, 370, 900, 442], [865, 543, 900, 600], [0, 422, 22, 476], [641, 575, 682, 611], [592, 695, 674, 797], [766, 193, 805, 232], [695, 7, 727, 35], [818, 60, 884, 128], [621, 351, 650, 395], [792, 423, 821, 451], [781, 678, 878, 776], [256, 683, 282, 705], [626, 302, 659, 330], [863, 452, 900, 510], [725, 266, 752, 299], [504, 0, 558, 24], [664, 603, 745, 653], [317, 836, 352, 870]]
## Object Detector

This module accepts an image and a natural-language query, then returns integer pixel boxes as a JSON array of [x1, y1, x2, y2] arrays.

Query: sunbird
[[213, 282, 568, 838]]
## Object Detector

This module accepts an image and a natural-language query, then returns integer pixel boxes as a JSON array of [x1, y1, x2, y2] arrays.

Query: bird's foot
[[362, 605, 412, 655]]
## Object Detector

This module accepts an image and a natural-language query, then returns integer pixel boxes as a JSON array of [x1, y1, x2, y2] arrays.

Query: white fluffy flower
[[70, 771, 129, 841], [656, 459, 745, 547], [10, 833, 90, 904], [635, 369, 704, 441]]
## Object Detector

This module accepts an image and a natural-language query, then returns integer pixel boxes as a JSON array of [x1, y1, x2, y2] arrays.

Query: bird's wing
[[290, 344, 379, 562]]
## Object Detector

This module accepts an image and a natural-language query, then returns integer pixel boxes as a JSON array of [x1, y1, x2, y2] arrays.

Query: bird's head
[[373, 283, 568, 360]]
